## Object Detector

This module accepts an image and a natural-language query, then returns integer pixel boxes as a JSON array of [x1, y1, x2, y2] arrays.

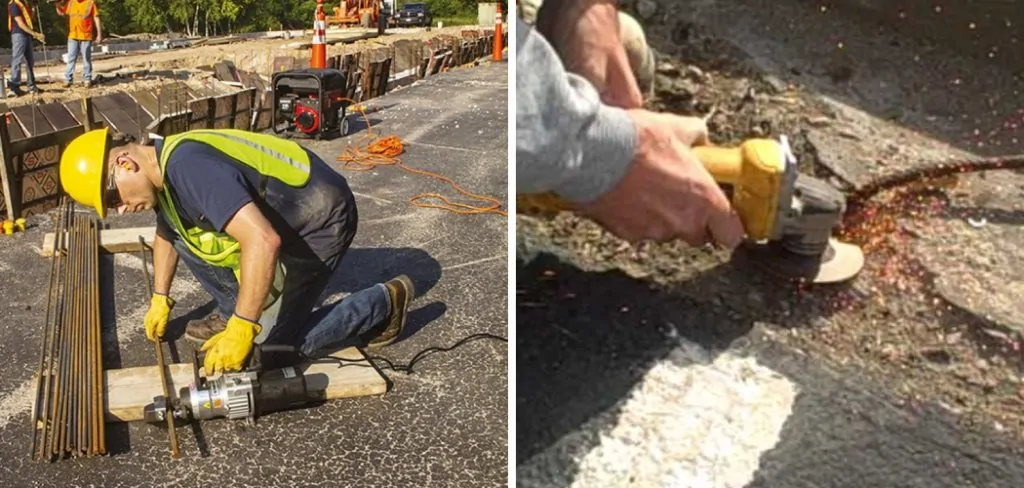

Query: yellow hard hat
[[59, 128, 111, 219]]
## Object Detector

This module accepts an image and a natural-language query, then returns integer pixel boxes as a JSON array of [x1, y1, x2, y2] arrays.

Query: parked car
[[395, 2, 432, 28]]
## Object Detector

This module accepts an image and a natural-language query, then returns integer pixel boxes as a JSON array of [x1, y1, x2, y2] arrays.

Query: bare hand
[[535, 0, 643, 109], [579, 110, 746, 248]]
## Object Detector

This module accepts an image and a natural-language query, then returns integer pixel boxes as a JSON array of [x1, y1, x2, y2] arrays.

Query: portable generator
[[271, 68, 352, 139]]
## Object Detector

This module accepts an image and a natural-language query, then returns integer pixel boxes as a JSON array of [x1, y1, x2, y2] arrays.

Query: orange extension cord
[[336, 102, 507, 217]]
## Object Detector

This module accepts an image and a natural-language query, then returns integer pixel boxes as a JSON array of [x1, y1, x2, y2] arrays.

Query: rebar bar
[[32, 205, 106, 461], [139, 236, 180, 459]]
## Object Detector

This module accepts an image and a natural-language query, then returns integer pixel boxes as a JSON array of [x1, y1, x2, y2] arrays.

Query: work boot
[[183, 313, 228, 344], [365, 275, 416, 348]]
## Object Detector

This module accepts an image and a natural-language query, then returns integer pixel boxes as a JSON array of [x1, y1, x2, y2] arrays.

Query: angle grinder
[[143, 345, 324, 426], [516, 135, 865, 284]]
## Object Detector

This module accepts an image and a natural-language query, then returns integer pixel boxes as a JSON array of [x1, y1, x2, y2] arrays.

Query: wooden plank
[[63, 100, 86, 127], [10, 121, 89, 155], [128, 90, 160, 119], [41, 226, 156, 256], [93, 92, 152, 138], [255, 91, 274, 131], [213, 60, 241, 86], [154, 82, 193, 116], [99, 347, 386, 422], [272, 56, 296, 73], [144, 111, 191, 141], [235, 88, 254, 130], [0, 114, 17, 219], [38, 103, 79, 131], [63, 97, 100, 131], [18, 156, 60, 217], [187, 97, 214, 129], [10, 104, 56, 137], [213, 93, 237, 129]]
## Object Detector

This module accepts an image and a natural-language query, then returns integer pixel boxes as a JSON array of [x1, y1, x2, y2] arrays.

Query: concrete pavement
[[0, 59, 508, 487]]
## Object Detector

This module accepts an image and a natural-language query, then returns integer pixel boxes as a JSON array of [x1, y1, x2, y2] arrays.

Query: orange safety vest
[[66, 0, 96, 41], [7, 0, 33, 33]]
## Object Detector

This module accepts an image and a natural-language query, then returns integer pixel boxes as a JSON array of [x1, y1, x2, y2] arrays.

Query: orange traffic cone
[[492, 3, 503, 61], [310, 0, 328, 69]]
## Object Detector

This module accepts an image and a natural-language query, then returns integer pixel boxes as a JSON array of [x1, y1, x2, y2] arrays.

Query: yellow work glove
[[144, 293, 175, 342], [200, 314, 262, 375]]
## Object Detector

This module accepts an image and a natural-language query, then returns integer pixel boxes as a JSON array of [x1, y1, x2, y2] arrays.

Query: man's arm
[[151, 217, 179, 296], [515, 16, 637, 204], [13, 13, 43, 40], [92, 6, 102, 42], [222, 203, 280, 322]]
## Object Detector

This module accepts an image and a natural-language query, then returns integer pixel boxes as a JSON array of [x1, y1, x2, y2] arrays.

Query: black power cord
[[301, 333, 508, 375]]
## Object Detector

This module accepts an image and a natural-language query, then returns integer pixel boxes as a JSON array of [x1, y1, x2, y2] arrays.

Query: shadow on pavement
[[515, 249, 846, 476]]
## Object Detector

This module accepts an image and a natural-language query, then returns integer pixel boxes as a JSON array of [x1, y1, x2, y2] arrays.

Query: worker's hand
[[33, 32, 45, 44], [579, 110, 746, 248], [143, 293, 175, 342], [200, 314, 262, 375], [535, 0, 643, 109]]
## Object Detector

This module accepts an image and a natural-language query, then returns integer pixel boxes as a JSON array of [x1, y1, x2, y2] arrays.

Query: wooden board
[[153, 82, 193, 115], [41, 226, 156, 256], [92, 92, 152, 138], [129, 90, 160, 119], [272, 56, 297, 73], [188, 97, 214, 129], [214, 60, 242, 86], [254, 90, 274, 131], [39, 103, 79, 131], [10, 104, 55, 138], [0, 104, 27, 141], [101, 347, 386, 422], [213, 93, 237, 129], [235, 89, 253, 130]]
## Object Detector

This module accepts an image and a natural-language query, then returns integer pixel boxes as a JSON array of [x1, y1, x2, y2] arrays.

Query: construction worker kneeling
[[59, 128, 417, 374]]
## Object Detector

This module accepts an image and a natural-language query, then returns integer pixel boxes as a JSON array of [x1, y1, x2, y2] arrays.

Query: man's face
[[106, 148, 157, 215]]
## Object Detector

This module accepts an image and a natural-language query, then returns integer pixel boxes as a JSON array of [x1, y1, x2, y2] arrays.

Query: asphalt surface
[[516, 252, 1024, 488], [0, 59, 508, 487]]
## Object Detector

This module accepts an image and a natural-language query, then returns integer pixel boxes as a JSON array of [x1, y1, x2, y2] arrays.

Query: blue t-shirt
[[8, 2, 25, 35], [153, 138, 357, 263]]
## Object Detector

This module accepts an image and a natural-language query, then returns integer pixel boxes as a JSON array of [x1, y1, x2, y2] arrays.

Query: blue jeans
[[169, 235, 392, 358], [65, 39, 93, 83], [8, 32, 36, 90]]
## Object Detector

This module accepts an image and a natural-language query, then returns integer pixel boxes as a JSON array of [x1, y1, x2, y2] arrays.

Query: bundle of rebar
[[30, 198, 106, 461]]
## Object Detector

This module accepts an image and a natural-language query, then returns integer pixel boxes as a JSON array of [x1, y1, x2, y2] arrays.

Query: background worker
[[59, 128, 417, 374], [516, 2, 745, 248], [55, 0, 101, 87], [6, 0, 45, 97]]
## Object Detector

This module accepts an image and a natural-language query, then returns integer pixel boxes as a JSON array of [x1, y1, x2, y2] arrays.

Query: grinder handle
[[691, 146, 743, 186], [515, 144, 742, 215]]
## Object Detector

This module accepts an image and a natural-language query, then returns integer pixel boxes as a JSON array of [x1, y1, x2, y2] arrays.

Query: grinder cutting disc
[[737, 237, 865, 284]]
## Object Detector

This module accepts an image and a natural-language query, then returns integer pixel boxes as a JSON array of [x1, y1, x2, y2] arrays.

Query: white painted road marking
[[517, 340, 798, 488]]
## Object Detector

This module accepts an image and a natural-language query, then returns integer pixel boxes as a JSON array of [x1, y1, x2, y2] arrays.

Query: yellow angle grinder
[[517, 135, 865, 284]]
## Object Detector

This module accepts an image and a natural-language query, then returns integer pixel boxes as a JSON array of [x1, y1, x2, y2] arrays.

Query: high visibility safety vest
[[157, 129, 314, 310], [8, 0, 33, 33], [66, 0, 96, 41]]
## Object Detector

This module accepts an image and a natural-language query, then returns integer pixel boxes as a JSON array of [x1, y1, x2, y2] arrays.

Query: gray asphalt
[[0, 59, 508, 487]]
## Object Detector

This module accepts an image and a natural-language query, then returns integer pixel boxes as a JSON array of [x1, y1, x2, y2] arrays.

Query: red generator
[[271, 68, 352, 140]]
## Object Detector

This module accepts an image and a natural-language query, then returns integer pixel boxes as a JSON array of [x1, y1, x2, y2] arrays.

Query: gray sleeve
[[515, 17, 638, 204]]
